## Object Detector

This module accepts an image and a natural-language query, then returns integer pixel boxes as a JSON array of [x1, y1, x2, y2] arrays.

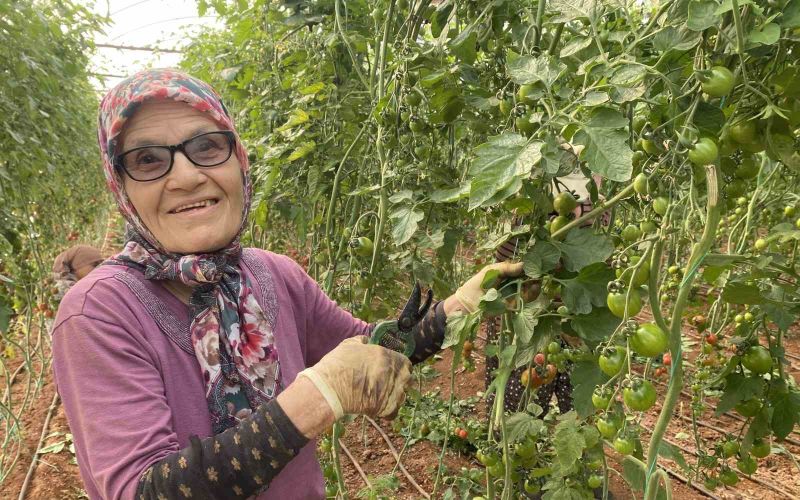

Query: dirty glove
[[453, 261, 524, 314], [297, 336, 412, 420]]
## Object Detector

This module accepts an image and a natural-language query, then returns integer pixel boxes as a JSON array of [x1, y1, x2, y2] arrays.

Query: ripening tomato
[[688, 137, 719, 166], [598, 346, 626, 377], [742, 345, 772, 374], [701, 66, 735, 97], [606, 289, 642, 318], [630, 323, 668, 358], [662, 352, 672, 366], [623, 379, 657, 411]]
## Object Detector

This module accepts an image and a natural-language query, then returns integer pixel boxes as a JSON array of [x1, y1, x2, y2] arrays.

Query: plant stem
[[644, 164, 721, 499]]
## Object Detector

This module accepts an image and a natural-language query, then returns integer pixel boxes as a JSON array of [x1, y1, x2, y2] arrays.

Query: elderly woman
[[52, 69, 521, 500]]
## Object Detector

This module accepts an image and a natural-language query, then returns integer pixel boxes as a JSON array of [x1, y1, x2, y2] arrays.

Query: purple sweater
[[52, 249, 370, 500]]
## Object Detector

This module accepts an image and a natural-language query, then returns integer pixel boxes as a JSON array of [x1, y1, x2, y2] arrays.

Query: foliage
[[182, 0, 800, 497]]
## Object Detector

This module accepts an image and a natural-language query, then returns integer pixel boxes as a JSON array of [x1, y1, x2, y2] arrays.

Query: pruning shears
[[369, 282, 433, 357]]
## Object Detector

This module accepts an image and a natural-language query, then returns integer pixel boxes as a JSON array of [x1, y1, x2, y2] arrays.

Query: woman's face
[[120, 101, 245, 254]]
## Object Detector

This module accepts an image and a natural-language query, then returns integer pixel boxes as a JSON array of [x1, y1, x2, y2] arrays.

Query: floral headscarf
[[98, 68, 279, 433]]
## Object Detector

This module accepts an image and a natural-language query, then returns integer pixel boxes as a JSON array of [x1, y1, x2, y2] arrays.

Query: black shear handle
[[397, 282, 433, 332]]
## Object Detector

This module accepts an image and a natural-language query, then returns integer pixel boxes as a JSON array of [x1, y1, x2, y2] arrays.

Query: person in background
[[52, 245, 104, 300]]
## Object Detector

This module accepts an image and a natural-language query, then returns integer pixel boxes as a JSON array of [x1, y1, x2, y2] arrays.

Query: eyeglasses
[[115, 130, 236, 182]]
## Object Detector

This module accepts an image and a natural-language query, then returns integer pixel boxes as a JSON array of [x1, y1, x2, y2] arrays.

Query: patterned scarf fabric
[[97, 69, 279, 433]]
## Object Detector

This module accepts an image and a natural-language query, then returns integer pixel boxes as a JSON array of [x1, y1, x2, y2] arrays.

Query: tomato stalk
[[644, 165, 721, 499], [363, 0, 396, 308], [550, 183, 636, 240]]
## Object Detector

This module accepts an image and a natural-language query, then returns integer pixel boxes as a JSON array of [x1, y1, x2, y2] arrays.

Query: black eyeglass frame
[[114, 130, 237, 182]]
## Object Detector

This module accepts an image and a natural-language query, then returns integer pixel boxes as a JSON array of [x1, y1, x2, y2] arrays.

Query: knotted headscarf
[[98, 68, 278, 433]]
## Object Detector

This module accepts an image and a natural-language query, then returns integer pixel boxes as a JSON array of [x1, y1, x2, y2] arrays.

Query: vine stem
[[17, 392, 59, 500], [363, 0, 396, 307], [551, 183, 636, 240], [644, 164, 721, 499]]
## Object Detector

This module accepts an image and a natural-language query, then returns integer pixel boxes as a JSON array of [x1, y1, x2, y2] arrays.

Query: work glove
[[297, 336, 412, 420], [453, 261, 525, 314]]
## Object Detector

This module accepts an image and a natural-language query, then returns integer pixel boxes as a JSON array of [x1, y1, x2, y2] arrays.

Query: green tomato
[[630, 323, 668, 358], [548, 341, 561, 354], [737, 454, 758, 475], [719, 468, 739, 486], [499, 98, 513, 116], [606, 289, 643, 318], [784, 205, 796, 217], [725, 179, 746, 199], [751, 439, 771, 458], [735, 398, 762, 417], [640, 220, 657, 234], [721, 440, 740, 458], [688, 137, 719, 166], [553, 192, 578, 216], [587, 474, 604, 489], [640, 138, 664, 155], [598, 346, 627, 377], [735, 156, 759, 179], [592, 389, 612, 410], [613, 437, 635, 455], [633, 173, 650, 196], [596, 417, 620, 439], [515, 114, 537, 135], [550, 215, 569, 235], [652, 196, 669, 216], [742, 345, 772, 374], [729, 120, 758, 145], [623, 379, 657, 411], [514, 439, 537, 459], [754, 238, 768, 251], [404, 91, 422, 107], [523, 479, 541, 494], [517, 83, 541, 105], [701, 66, 735, 97], [621, 224, 642, 242], [350, 236, 374, 257], [617, 256, 650, 287]]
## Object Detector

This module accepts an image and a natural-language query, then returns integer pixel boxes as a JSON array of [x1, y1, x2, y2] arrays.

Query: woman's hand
[[297, 336, 412, 420], [444, 261, 524, 316]]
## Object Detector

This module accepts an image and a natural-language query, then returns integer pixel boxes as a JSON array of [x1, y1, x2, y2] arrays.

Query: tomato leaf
[[771, 390, 800, 440], [748, 23, 781, 46], [441, 311, 479, 350], [570, 307, 621, 349], [782, 0, 800, 28], [552, 228, 615, 272], [569, 360, 609, 419], [552, 411, 586, 471], [506, 412, 545, 443], [560, 263, 614, 315], [467, 134, 543, 209], [687, 1, 721, 31], [522, 241, 561, 278], [715, 372, 764, 416], [573, 108, 633, 182], [506, 53, 567, 89], [722, 281, 766, 304], [389, 206, 424, 246], [658, 442, 690, 473]]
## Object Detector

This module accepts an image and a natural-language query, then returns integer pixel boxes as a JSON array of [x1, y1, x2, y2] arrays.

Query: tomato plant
[[182, 0, 800, 498]]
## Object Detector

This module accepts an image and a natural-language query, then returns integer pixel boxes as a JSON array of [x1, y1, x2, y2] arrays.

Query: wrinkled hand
[[297, 336, 411, 420], [451, 261, 524, 314]]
